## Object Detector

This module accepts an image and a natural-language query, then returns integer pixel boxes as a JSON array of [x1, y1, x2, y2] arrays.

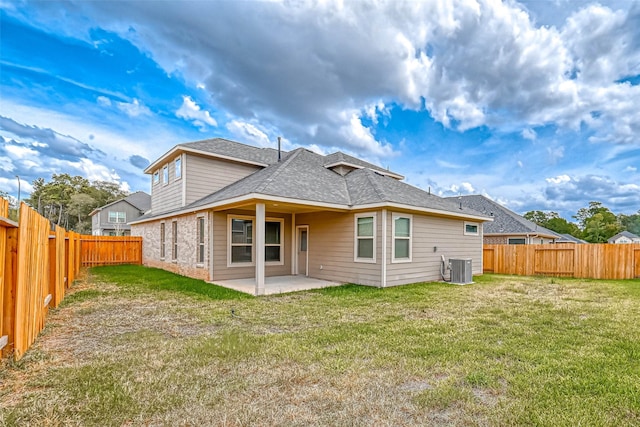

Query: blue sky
[[1, 0, 639, 220]]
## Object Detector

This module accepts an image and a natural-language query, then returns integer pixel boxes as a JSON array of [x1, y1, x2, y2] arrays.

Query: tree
[[24, 174, 128, 232], [523, 210, 581, 237], [619, 211, 640, 235], [574, 201, 621, 243]]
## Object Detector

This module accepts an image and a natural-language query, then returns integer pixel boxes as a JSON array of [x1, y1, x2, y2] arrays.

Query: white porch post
[[381, 209, 387, 288], [255, 203, 266, 295], [291, 213, 296, 275]]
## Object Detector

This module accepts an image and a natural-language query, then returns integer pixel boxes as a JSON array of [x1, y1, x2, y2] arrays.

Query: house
[[555, 233, 588, 244], [90, 191, 151, 236], [130, 138, 492, 295], [446, 195, 559, 245], [607, 231, 640, 244]]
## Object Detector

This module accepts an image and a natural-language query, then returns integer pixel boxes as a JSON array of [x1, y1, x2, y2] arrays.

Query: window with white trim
[[265, 219, 284, 264], [354, 213, 376, 262], [392, 213, 412, 262], [175, 156, 182, 180], [227, 216, 285, 266], [108, 211, 126, 223], [197, 216, 205, 264], [464, 221, 479, 236], [229, 217, 253, 264], [508, 238, 526, 245], [171, 220, 178, 260], [162, 164, 169, 185], [160, 222, 166, 259], [153, 171, 160, 184]]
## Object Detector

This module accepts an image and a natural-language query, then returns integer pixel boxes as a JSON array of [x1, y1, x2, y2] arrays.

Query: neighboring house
[[90, 191, 151, 236], [555, 233, 588, 244], [607, 231, 640, 244], [447, 195, 559, 245], [130, 138, 492, 295]]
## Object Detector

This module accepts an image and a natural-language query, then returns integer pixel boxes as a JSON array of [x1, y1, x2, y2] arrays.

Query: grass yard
[[1, 265, 639, 426]]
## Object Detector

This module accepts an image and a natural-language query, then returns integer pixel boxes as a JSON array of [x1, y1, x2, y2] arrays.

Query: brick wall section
[[484, 236, 508, 245], [131, 212, 209, 281]]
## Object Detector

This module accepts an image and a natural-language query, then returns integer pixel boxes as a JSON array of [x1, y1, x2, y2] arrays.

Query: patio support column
[[255, 203, 265, 296], [381, 209, 387, 288], [291, 213, 296, 275]]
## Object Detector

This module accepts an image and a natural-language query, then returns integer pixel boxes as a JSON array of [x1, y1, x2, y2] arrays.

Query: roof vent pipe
[[278, 136, 282, 161]]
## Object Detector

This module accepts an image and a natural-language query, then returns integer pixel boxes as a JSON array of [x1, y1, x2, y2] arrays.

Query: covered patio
[[212, 275, 343, 296]]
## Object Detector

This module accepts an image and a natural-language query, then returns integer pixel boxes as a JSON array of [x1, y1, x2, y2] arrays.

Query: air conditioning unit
[[450, 258, 473, 285]]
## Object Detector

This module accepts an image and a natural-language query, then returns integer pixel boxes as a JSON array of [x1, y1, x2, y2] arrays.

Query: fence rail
[[1, 199, 142, 360], [483, 243, 640, 279]]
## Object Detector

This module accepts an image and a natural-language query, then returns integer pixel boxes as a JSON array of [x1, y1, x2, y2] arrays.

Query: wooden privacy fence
[[81, 235, 142, 267], [483, 243, 640, 279], [1, 199, 142, 360]]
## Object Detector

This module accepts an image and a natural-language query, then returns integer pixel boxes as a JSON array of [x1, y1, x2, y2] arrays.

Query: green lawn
[[1, 265, 639, 426]]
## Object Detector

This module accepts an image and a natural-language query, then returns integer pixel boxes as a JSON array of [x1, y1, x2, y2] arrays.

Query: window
[[508, 238, 526, 245], [160, 222, 166, 259], [153, 170, 160, 184], [464, 222, 479, 236], [197, 216, 205, 264], [227, 216, 284, 266], [172, 221, 178, 260], [162, 164, 169, 185], [175, 156, 182, 180], [354, 213, 376, 262], [392, 214, 412, 262], [108, 211, 126, 223], [265, 219, 283, 263], [230, 217, 253, 264]]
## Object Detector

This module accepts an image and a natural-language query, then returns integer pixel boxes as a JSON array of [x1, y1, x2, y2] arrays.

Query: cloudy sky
[[1, 0, 639, 219]]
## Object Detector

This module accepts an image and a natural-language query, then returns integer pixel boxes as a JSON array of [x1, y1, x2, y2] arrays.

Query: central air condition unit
[[450, 258, 473, 285]]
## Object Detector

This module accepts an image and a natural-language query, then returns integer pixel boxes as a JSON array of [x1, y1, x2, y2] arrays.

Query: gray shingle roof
[[124, 191, 151, 212], [323, 152, 402, 178], [180, 138, 282, 165], [556, 233, 587, 243], [446, 195, 559, 237], [184, 148, 487, 218], [135, 139, 491, 222], [608, 231, 640, 242]]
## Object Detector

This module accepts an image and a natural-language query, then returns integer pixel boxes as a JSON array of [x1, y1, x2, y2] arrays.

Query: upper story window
[[108, 211, 126, 223], [464, 222, 479, 236], [162, 164, 169, 185], [392, 213, 412, 263], [153, 170, 160, 184], [354, 213, 376, 263], [175, 156, 182, 180]]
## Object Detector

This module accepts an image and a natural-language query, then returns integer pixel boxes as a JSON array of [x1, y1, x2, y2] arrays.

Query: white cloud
[[624, 166, 637, 173], [176, 96, 217, 130], [97, 96, 111, 106], [226, 120, 271, 148], [521, 128, 537, 140], [338, 110, 396, 157], [116, 98, 151, 117], [546, 174, 571, 184]]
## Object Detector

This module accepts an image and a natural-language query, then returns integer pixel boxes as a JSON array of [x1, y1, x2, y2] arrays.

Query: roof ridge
[[255, 148, 304, 193], [363, 168, 387, 201]]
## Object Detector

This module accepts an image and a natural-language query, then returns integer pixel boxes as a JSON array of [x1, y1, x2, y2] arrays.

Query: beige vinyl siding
[[296, 211, 381, 287], [385, 212, 483, 287], [211, 209, 291, 281], [185, 154, 261, 205], [151, 161, 183, 214]]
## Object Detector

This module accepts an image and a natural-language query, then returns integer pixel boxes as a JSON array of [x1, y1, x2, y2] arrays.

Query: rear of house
[[131, 138, 491, 294]]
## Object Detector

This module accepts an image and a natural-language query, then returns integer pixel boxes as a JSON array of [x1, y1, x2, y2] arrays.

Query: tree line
[[524, 201, 640, 243], [1, 174, 128, 234]]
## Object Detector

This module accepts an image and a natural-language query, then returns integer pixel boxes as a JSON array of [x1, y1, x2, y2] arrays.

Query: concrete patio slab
[[212, 275, 343, 296]]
